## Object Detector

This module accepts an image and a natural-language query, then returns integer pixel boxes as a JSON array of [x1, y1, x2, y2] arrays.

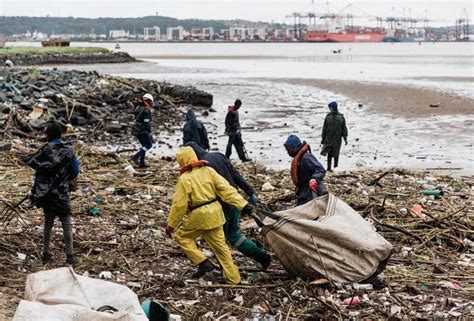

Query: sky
[[0, 0, 472, 26]]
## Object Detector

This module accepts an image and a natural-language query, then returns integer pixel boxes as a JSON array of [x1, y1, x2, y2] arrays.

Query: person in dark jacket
[[321, 101, 348, 171], [25, 121, 80, 265], [131, 93, 154, 168], [183, 109, 210, 150], [284, 135, 327, 206], [225, 99, 251, 162], [186, 141, 271, 270]]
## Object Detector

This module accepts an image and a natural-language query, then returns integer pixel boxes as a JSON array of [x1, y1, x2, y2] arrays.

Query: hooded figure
[[186, 142, 271, 270], [25, 121, 80, 265], [284, 135, 327, 206], [183, 109, 210, 150], [166, 146, 253, 284], [321, 101, 348, 171]]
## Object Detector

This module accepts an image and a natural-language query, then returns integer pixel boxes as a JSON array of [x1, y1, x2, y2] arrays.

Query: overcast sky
[[0, 0, 472, 26]]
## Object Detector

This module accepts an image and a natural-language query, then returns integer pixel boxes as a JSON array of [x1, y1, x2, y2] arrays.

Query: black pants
[[42, 200, 74, 257], [225, 132, 247, 160], [134, 133, 153, 166], [327, 150, 339, 171]]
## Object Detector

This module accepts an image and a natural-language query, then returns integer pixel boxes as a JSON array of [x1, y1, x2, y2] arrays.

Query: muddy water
[[49, 42, 474, 175]]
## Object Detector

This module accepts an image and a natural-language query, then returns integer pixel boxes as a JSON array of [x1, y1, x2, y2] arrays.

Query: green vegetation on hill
[[0, 16, 228, 36], [0, 46, 109, 55]]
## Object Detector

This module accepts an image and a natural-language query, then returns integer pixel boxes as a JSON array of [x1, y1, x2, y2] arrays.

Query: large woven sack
[[13, 267, 147, 321], [262, 194, 393, 283]]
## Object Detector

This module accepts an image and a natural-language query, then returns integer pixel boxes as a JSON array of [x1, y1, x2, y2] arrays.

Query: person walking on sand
[[183, 108, 210, 150], [321, 101, 348, 172], [131, 93, 154, 168], [185, 141, 271, 271], [165, 146, 254, 284], [24, 121, 80, 265], [284, 135, 327, 206], [225, 99, 252, 162]]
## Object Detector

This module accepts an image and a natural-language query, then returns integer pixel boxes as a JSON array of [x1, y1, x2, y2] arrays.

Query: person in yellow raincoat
[[166, 146, 253, 284]]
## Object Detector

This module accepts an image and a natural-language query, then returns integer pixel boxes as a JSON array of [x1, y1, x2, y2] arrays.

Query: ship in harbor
[[303, 14, 386, 42], [305, 25, 386, 42]]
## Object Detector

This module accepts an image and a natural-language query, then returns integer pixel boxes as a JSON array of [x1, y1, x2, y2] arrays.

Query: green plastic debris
[[141, 300, 170, 321], [420, 189, 444, 196]]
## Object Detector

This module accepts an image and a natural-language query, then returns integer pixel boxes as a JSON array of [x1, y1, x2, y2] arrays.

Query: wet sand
[[268, 78, 474, 118]]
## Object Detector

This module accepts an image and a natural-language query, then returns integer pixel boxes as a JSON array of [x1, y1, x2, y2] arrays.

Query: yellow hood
[[176, 146, 198, 167]]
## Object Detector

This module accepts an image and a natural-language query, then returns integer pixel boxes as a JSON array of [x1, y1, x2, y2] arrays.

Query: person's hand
[[165, 225, 174, 238], [250, 194, 258, 205], [309, 179, 318, 192], [241, 203, 254, 216], [344, 139, 348, 145]]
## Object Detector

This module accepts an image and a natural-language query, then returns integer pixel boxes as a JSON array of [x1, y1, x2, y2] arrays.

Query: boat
[[306, 28, 386, 42], [304, 14, 385, 42], [41, 40, 70, 47]]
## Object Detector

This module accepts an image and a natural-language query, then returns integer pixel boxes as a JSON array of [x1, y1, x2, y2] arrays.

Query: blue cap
[[328, 101, 338, 112], [284, 135, 302, 149]]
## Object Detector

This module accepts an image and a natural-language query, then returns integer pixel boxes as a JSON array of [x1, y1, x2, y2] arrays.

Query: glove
[[165, 225, 174, 238], [309, 179, 319, 192], [344, 138, 348, 145], [241, 204, 254, 216], [250, 194, 258, 205]]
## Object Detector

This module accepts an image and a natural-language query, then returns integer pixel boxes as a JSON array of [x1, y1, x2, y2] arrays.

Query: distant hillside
[[0, 16, 229, 36]]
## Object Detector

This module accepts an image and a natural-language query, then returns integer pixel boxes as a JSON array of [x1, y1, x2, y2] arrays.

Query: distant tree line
[[0, 16, 230, 36]]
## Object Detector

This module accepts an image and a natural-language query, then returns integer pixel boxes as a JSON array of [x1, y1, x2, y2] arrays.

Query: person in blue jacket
[[284, 135, 327, 206], [25, 121, 80, 265], [186, 141, 271, 270], [183, 109, 210, 150], [131, 93, 154, 168]]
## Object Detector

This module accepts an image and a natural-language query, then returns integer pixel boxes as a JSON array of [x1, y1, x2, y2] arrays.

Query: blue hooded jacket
[[183, 109, 210, 150]]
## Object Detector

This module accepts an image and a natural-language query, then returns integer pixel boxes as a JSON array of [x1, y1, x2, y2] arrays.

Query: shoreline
[[265, 78, 474, 118]]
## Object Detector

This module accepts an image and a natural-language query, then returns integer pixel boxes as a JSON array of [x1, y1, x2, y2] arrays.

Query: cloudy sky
[[0, 0, 472, 26]]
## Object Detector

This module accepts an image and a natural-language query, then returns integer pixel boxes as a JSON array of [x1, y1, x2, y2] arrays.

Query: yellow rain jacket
[[168, 147, 248, 230]]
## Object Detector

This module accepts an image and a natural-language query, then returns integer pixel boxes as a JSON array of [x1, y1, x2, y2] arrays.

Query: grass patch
[[0, 46, 109, 56]]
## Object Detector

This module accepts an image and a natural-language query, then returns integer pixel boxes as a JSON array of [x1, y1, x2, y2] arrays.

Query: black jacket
[[26, 140, 79, 208], [225, 107, 240, 135], [295, 150, 327, 206], [132, 104, 152, 136], [186, 141, 254, 197], [183, 109, 210, 150]]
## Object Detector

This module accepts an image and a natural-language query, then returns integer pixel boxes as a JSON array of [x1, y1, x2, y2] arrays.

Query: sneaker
[[66, 255, 79, 266], [242, 158, 252, 163], [258, 254, 271, 271], [129, 156, 140, 166], [139, 161, 150, 168], [192, 259, 215, 279], [41, 252, 53, 264]]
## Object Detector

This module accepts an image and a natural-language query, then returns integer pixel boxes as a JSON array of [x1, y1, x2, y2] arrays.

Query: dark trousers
[[327, 150, 339, 171], [133, 133, 153, 165], [225, 132, 247, 160], [43, 201, 73, 257]]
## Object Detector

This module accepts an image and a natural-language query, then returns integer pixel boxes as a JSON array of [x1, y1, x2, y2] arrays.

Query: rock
[[12, 96, 23, 104], [0, 104, 10, 114]]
